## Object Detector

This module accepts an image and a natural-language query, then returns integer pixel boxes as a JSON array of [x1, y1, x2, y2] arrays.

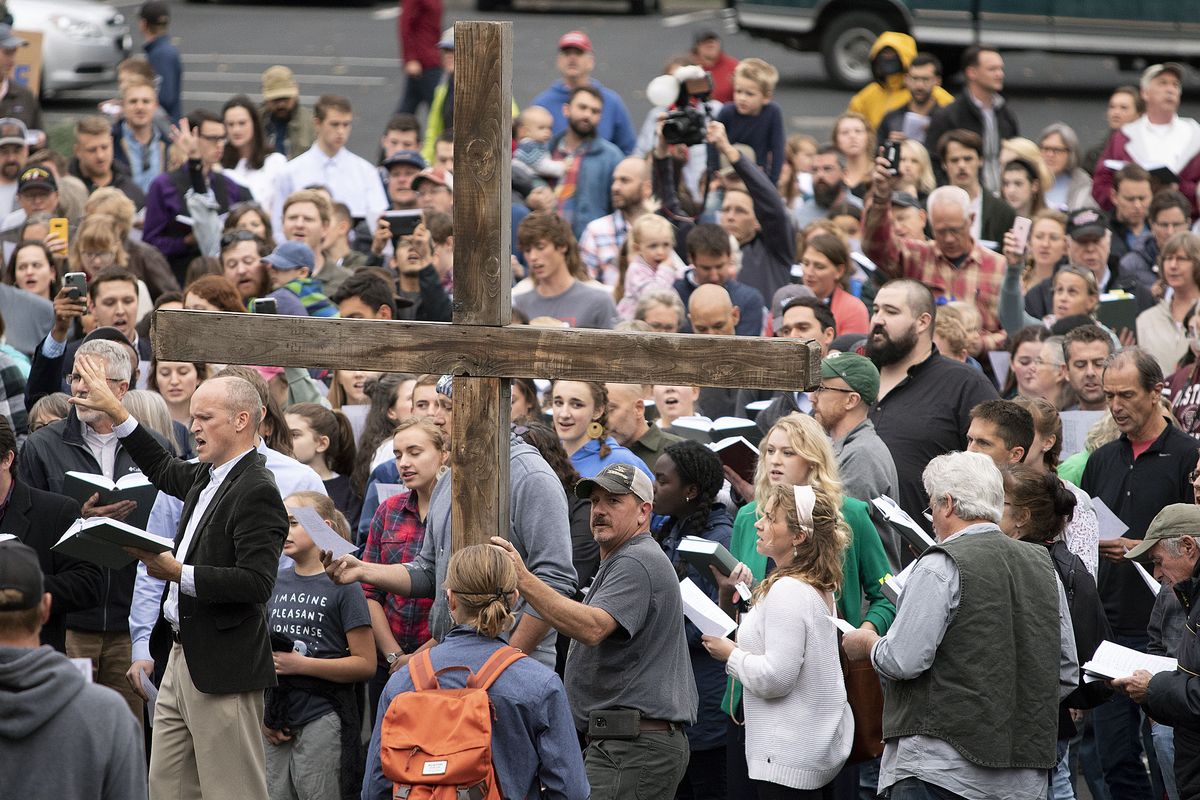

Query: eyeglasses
[[220, 229, 260, 249], [81, 251, 116, 265], [65, 373, 124, 385], [922, 505, 934, 522], [811, 384, 856, 395], [1154, 220, 1189, 231], [199, 134, 228, 144], [1040, 145, 1070, 155]]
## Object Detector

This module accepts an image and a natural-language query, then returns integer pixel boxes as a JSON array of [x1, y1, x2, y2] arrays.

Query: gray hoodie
[[405, 434, 578, 667], [0, 644, 146, 799]]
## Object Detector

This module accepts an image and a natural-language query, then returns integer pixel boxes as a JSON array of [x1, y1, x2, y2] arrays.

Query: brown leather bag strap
[[408, 649, 439, 691], [466, 645, 525, 690]]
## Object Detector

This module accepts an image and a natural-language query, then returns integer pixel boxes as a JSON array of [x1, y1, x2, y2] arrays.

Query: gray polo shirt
[[0, 283, 53, 357], [564, 532, 698, 729]]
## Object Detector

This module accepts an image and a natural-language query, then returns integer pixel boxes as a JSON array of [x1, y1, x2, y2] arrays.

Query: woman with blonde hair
[[122, 388, 187, 456], [363, 543, 589, 800], [69, 215, 154, 320], [897, 139, 936, 199], [720, 412, 893, 796], [702, 482, 854, 797], [1000, 137, 1054, 193], [84, 186, 179, 299]]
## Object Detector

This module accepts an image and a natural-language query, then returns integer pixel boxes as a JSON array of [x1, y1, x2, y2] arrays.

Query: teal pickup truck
[[729, 0, 1200, 89]]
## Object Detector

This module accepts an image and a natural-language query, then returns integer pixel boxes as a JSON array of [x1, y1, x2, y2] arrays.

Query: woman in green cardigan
[[721, 412, 895, 799]]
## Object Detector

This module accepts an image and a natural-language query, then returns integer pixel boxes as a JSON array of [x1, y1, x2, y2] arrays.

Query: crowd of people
[[1, 2, 1200, 800]]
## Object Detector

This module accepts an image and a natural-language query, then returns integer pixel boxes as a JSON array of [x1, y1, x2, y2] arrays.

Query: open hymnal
[[63, 471, 157, 530], [708, 436, 759, 484], [676, 536, 740, 577], [51, 517, 174, 570], [679, 577, 737, 638], [1082, 640, 1176, 681], [871, 495, 936, 555], [671, 415, 760, 444]]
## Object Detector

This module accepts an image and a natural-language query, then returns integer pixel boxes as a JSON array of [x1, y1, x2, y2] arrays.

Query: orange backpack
[[381, 645, 526, 800]]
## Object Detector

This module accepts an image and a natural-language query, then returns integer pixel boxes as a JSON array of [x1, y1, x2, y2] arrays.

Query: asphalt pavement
[[45, 0, 1198, 161]]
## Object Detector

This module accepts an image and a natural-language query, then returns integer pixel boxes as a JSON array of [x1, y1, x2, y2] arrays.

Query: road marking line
[[183, 54, 399, 68], [371, 6, 401, 19], [792, 115, 838, 128], [183, 71, 389, 86]]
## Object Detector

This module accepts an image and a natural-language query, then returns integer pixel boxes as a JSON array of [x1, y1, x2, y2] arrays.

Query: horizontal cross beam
[[151, 311, 821, 391]]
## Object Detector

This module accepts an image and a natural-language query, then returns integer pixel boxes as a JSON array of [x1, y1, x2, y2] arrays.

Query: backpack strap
[[466, 645, 525, 690], [408, 649, 440, 692]]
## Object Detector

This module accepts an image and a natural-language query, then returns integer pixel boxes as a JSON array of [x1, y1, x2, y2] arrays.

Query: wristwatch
[[385, 651, 402, 666]]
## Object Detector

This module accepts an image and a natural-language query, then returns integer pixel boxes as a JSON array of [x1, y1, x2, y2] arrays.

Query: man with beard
[[864, 157, 1008, 350], [550, 87, 624, 238], [532, 31, 637, 156], [793, 145, 863, 229], [68, 116, 145, 208], [936, 129, 1015, 249], [260, 66, 315, 159], [0, 117, 27, 217], [877, 53, 951, 145], [579, 157, 654, 285], [866, 278, 997, 539]]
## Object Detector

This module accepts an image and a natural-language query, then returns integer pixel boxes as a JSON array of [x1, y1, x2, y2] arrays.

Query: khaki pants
[[66, 628, 141, 720], [148, 643, 269, 800]]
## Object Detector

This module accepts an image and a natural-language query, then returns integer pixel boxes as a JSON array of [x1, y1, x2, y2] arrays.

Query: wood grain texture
[[451, 21, 512, 328], [151, 310, 822, 391], [451, 377, 511, 548]]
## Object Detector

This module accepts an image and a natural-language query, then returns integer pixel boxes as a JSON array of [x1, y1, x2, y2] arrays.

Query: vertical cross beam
[[450, 20, 513, 551]]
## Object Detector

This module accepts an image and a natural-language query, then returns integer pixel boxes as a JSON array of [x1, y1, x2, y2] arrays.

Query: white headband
[[793, 484, 816, 532]]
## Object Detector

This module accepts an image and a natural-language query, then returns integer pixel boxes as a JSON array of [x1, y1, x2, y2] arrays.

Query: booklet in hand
[[708, 436, 759, 484], [679, 577, 737, 638], [289, 505, 357, 558], [676, 535, 740, 577], [871, 495, 936, 556], [51, 517, 174, 570], [671, 415, 760, 444], [63, 471, 157, 530], [1082, 640, 1176, 681]]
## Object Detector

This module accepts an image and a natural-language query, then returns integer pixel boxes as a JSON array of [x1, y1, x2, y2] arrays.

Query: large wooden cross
[[151, 21, 819, 551]]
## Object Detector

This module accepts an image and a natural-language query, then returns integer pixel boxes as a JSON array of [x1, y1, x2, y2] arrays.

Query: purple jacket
[[143, 162, 249, 267]]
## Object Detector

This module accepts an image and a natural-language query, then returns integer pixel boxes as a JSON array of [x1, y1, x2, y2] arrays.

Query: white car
[[10, 0, 132, 97]]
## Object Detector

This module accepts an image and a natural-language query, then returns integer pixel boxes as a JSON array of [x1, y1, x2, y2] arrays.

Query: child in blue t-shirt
[[263, 491, 374, 800], [714, 57, 786, 184]]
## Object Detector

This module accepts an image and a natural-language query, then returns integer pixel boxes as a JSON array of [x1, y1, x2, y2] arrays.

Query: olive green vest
[[882, 528, 1061, 769]]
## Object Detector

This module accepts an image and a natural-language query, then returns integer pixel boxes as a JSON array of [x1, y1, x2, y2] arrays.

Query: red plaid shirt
[[361, 490, 433, 655], [863, 196, 1008, 350]]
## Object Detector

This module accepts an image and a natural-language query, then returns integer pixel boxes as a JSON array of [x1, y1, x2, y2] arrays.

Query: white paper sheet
[[375, 483, 405, 503], [679, 577, 737, 638], [289, 505, 357, 558], [826, 615, 856, 635], [1082, 640, 1176, 680], [141, 671, 158, 727], [1132, 560, 1162, 596], [1059, 410, 1107, 459], [1091, 497, 1129, 541]]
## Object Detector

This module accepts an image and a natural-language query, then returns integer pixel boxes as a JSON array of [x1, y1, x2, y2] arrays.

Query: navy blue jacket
[[144, 36, 183, 121]]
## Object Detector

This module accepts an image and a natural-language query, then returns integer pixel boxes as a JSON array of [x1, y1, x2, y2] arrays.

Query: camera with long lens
[[647, 65, 714, 147]]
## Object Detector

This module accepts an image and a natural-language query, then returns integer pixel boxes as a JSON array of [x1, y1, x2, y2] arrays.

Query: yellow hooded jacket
[[846, 31, 953, 129]]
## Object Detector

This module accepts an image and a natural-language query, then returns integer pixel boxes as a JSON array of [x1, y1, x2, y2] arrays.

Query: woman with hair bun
[[362, 544, 590, 800]]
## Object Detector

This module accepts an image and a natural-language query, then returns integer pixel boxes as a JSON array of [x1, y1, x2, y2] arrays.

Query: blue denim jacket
[[362, 626, 590, 800]]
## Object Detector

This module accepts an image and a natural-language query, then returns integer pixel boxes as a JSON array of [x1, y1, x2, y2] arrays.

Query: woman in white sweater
[[701, 484, 853, 799]]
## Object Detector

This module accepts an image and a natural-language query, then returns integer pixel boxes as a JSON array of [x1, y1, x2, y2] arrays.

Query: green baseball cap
[[819, 352, 880, 405], [1125, 503, 1200, 560]]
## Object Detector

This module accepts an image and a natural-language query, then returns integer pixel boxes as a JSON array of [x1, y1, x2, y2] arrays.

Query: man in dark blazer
[[924, 44, 1019, 191], [0, 417, 100, 652], [69, 360, 286, 800]]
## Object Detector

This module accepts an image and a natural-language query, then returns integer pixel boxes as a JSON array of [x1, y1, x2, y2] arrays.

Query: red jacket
[[398, 0, 443, 70], [700, 52, 739, 105], [1092, 128, 1200, 217]]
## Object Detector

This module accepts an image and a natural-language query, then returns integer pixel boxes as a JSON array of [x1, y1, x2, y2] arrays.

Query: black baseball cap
[[1066, 208, 1108, 241], [0, 540, 43, 610], [890, 191, 923, 210], [139, 1, 170, 25], [17, 166, 56, 195]]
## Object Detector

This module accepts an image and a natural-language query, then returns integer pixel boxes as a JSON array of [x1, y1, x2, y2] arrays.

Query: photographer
[[366, 216, 450, 322]]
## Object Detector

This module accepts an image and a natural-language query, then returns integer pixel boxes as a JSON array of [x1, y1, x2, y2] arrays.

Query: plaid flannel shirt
[[863, 195, 1008, 350], [361, 490, 433, 654], [578, 210, 630, 285]]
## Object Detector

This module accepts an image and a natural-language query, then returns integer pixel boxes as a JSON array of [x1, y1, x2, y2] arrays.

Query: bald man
[[579, 156, 655, 284], [687, 284, 742, 418], [69, 367, 288, 800], [605, 382, 683, 473]]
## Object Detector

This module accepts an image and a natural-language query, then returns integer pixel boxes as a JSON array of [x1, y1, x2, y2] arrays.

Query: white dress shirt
[[272, 143, 387, 235], [128, 439, 327, 659]]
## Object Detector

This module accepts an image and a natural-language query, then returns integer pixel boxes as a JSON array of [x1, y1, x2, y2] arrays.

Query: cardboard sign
[[13, 31, 42, 97]]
